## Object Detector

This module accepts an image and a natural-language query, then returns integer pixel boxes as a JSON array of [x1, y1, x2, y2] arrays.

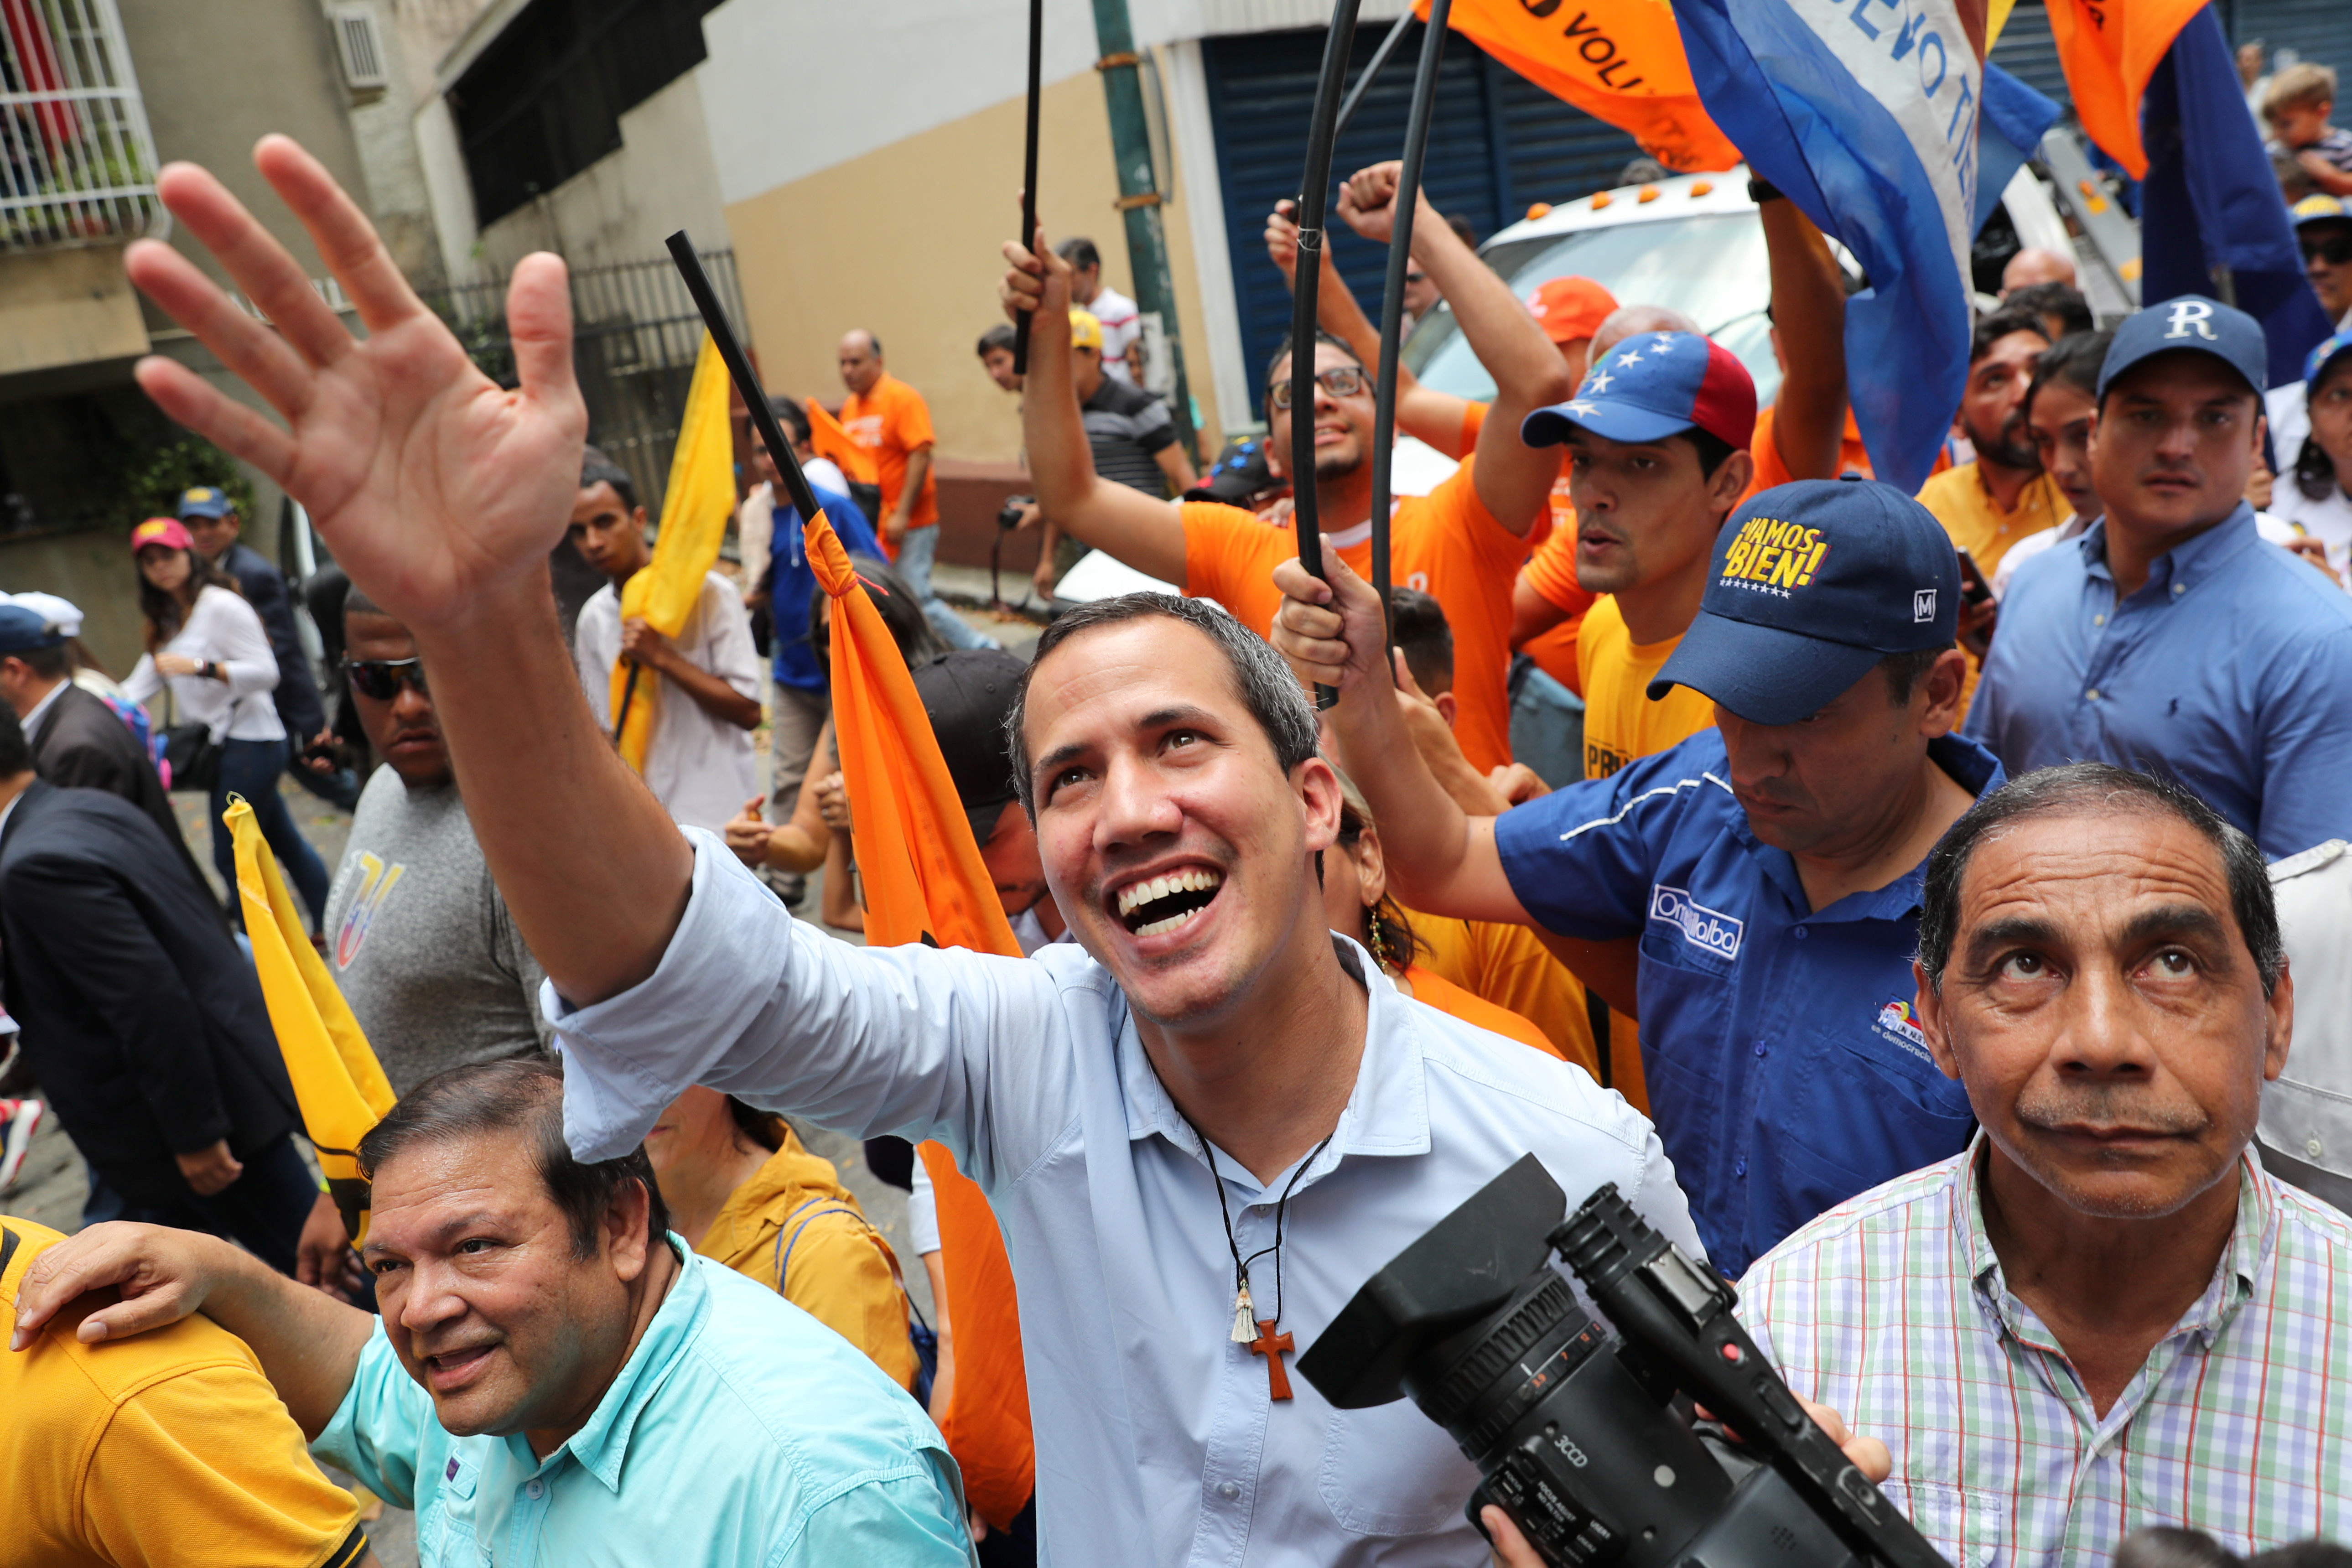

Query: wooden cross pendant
[[1248, 1319, 1296, 1401]]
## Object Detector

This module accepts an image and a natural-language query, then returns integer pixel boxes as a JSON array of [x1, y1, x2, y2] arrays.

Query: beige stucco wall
[[0, 249, 149, 379], [723, 72, 1222, 467]]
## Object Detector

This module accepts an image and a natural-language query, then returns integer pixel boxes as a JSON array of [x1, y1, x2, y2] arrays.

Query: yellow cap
[[1068, 309, 1104, 351]]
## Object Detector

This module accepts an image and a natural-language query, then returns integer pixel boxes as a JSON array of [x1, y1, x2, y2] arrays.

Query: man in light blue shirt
[[12, 1057, 971, 1567], [1966, 296, 2352, 859]]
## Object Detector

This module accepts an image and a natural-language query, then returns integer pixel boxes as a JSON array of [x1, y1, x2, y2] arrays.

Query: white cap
[[0, 591, 84, 637]]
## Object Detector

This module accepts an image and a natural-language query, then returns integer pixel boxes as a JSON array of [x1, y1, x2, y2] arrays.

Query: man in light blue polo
[[1966, 296, 2352, 860], [1284, 478, 2001, 1277], [11, 1057, 973, 1567]]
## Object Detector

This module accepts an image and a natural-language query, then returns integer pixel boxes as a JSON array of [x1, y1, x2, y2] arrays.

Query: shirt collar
[[1957, 1137, 2274, 1350], [2081, 503, 2260, 594], [1118, 934, 1430, 1200], [541, 1235, 709, 1492], [1730, 733, 2006, 921], [19, 678, 67, 744]]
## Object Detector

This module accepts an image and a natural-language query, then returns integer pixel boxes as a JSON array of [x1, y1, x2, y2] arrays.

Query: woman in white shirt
[[122, 517, 330, 930], [2273, 330, 2352, 582]]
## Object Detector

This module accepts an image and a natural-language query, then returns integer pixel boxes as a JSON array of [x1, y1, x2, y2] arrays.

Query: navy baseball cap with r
[[1520, 329, 1756, 452], [1650, 479, 1959, 726], [2097, 295, 2267, 400], [177, 486, 234, 519]]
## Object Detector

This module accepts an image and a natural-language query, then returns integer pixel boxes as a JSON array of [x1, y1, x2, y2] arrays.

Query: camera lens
[[1410, 1274, 1609, 1459]]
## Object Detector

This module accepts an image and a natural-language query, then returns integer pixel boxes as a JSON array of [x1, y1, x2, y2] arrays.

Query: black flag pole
[[1367, 0, 1450, 683], [1331, 10, 1414, 146], [1011, 0, 1045, 374], [1288, 0, 1365, 710]]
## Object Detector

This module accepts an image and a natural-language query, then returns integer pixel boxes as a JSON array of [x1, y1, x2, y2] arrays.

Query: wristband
[[1747, 176, 1784, 204]]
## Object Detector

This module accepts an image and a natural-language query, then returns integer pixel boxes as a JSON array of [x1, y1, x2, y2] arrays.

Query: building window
[[448, 0, 723, 230], [0, 0, 166, 253]]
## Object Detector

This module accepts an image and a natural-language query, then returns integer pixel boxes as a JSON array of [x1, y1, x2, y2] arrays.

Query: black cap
[[910, 650, 1028, 841], [1185, 438, 1281, 507]]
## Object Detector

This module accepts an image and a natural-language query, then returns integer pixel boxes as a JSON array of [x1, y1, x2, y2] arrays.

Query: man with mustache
[[1964, 299, 2352, 859], [1916, 307, 2064, 581], [13, 1058, 972, 1565], [1735, 762, 2352, 1560], [1279, 478, 1998, 1277]]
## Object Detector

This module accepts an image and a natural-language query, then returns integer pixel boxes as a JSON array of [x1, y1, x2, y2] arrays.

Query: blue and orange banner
[[1424, 0, 1740, 174], [2045, 0, 2205, 180]]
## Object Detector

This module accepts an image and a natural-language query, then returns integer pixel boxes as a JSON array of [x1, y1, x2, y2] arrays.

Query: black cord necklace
[[1179, 1109, 1334, 1399]]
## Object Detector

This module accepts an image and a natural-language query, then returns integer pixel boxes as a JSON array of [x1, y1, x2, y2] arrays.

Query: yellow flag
[[612, 331, 739, 773], [226, 796, 395, 1245]]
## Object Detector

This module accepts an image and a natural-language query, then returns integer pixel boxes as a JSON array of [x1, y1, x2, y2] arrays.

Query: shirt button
[[2173, 583, 2186, 595], [1734, 1158, 1748, 1178], [2093, 613, 2105, 625], [2085, 688, 2100, 701], [2309, 1137, 2326, 1159], [525, 1480, 545, 1499], [1793, 925, 1807, 940], [1753, 1041, 1768, 1058], [1217, 1481, 1241, 1501]]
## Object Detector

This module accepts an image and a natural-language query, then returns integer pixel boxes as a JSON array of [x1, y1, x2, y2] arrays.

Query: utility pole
[[1089, 0, 1199, 455]]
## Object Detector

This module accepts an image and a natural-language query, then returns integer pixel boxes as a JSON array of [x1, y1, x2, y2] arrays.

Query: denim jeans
[[211, 736, 332, 929], [893, 524, 1000, 650]]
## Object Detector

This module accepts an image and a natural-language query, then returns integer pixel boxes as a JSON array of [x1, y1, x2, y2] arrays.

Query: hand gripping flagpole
[[1288, 0, 1364, 710], [1011, 0, 1045, 374], [664, 234, 828, 541], [1367, 0, 1450, 682]]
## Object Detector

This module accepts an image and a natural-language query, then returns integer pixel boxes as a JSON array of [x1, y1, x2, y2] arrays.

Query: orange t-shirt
[[1402, 964, 1560, 1059], [840, 374, 940, 534], [1741, 404, 1947, 499], [1460, 399, 1573, 543], [1181, 463, 1530, 774], [1517, 524, 1595, 694]]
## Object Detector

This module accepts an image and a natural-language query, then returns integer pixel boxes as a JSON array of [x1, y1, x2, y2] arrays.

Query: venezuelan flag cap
[[1650, 478, 1959, 726], [1521, 329, 1755, 452]]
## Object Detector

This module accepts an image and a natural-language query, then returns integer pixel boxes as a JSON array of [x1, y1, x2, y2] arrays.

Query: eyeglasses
[[344, 656, 427, 700], [2302, 232, 2352, 267], [1269, 365, 1369, 410], [1404, 270, 1428, 286]]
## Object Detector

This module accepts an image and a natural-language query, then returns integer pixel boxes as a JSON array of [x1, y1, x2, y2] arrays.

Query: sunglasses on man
[[344, 656, 427, 700], [1269, 365, 1369, 411], [2303, 231, 2352, 268]]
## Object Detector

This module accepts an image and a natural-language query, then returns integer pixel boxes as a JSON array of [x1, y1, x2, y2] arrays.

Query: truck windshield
[[1404, 214, 1781, 408]]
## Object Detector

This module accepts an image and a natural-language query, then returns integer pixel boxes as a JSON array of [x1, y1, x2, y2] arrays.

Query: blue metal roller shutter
[[2228, 0, 2352, 83], [1204, 26, 1641, 390]]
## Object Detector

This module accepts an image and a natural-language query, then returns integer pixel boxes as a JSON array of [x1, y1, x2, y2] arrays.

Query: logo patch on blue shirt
[[1874, 998, 1935, 1066], [1648, 883, 1743, 961]]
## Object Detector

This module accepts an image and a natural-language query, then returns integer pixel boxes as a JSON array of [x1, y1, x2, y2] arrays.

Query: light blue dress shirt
[[549, 833, 1702, 1568], [312, 1236, 973, 1566], [1964, 505, 2352, 858]]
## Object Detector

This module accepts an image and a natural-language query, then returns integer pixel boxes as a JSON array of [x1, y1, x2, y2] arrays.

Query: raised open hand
[[125, 137, 587, 636]]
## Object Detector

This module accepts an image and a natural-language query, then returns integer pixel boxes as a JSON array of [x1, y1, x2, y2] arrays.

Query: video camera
[[1295, 1157, 1952, 1568]]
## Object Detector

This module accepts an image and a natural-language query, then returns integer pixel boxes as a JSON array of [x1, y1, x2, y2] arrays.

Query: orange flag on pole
[[805, 398, 880, 488], [2045, 0, 2208, 179], [1424, 0, 1741, 175], [806, 514, 1035, 1529]]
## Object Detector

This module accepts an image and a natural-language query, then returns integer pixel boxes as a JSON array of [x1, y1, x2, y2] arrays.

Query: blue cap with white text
[[1649, 479, 1959, 726], [2098, 296, 2267, 400]]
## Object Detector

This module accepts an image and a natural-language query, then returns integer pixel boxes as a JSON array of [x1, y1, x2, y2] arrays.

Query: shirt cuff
[[543, 827, 796, 1161]]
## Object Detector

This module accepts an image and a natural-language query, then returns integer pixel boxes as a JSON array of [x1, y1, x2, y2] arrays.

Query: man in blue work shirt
[[1966, 298, 2352, 861], [1282, 479, 1998, 1276], [12, 1056, 972, 1566]]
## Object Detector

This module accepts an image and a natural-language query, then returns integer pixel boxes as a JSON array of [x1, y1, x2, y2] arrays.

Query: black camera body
[[1295, 1157, 1951, 1568]]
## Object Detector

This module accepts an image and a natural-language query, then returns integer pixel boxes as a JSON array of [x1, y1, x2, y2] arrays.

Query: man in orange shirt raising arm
[[1002, 164, 1573, 774], [836, 330, 999, 652]]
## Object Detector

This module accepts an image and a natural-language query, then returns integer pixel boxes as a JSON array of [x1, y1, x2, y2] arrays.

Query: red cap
[[130, 517, 194, 553], [1527, 276, 1618, 346]]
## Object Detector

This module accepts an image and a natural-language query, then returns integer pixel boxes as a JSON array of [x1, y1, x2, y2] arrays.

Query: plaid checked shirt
[[1738, 1140, 2352, 1566]]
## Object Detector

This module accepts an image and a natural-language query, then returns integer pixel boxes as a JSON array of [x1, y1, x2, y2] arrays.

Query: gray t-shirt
[[324, 768, 553, 1096]]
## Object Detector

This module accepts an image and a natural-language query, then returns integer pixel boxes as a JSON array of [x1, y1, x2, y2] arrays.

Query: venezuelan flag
[[807, 515, 1036, 1531]]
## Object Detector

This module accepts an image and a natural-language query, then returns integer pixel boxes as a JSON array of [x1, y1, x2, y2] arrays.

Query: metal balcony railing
[[0, 0, 166, 253]]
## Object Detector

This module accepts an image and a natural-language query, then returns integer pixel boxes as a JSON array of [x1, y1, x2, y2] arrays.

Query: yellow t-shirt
[[0, 1216, 368, 1568], [694, 1128, 920, 1391], [1915, 462, 2066, 579], [1574, 595, 1719, 1116], [1577, 596, 1718, 783], [1408, 912, 1599, 1080]]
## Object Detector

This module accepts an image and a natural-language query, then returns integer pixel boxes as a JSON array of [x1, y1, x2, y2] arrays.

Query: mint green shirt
[[313, 1236, 973, 1566]]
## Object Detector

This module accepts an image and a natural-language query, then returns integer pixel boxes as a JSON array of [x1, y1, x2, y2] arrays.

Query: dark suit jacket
[[218, 540, 326, 739], [27, 682, 216, 909], [0, 780, 296, 1198]]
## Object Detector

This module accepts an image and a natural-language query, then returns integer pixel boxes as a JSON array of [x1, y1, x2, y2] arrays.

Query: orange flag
[[1426, 0, 1741, 175], [805, 398, 880, 488], [807, 512, 1035, 1528], [2046, 0, 2207, 179]]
